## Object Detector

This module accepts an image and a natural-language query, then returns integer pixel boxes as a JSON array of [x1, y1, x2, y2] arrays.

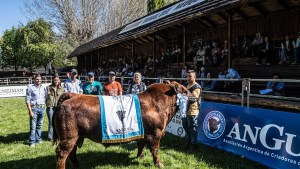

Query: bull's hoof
[[137, 153, 145, 159], [155, 162, 164, 168]]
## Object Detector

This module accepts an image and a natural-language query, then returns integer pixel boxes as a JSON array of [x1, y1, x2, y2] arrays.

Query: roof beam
[[202, 16, 218, 28], [155, 35, 165, 41], [236, 8, 249, 21], [194, 19, 210, 30], [145, 35, 154, 42], [123, 41, 132, 48], [274, 0, 290, 11], [216, 12, 228, 23], [134, 39, 143, 45], [119, 44, 130, 49], [139, 36, 151, 43], [249, 2, 268, 17]]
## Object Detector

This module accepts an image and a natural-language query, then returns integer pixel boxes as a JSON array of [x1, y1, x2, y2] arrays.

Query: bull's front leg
[[136, 140, 146, 158], [147, 130, 164, 168]]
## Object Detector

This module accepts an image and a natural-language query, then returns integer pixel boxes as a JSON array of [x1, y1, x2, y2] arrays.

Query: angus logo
[[203, 111, 226, 139], [116, 110, 126, 122]]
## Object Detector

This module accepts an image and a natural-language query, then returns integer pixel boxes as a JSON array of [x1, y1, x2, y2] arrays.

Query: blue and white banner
[[98, 95, 144, 143], [197, 102, 300, 169], [167, 111, 186, 137]]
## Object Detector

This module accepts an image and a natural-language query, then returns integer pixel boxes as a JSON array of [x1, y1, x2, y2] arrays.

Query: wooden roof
[[69, 0, 300, 58]]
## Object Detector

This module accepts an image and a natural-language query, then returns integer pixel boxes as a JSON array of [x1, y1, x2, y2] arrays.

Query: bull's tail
[[52, 92, 77, 145]]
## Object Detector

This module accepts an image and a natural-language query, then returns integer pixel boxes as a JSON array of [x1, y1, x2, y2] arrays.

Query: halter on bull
[[53, 81, 193, 169]]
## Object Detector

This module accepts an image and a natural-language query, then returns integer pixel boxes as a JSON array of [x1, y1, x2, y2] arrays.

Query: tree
[[23, 0, 147, 48], [0, 19, 70, 72], [24, 0, 104, 48], [103, 0, 148, 33], [147, 0, 178, 13], [0, 27, 24, 72]]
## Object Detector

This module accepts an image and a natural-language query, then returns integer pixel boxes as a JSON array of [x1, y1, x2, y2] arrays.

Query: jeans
[[294, 48, 300, 63], [182, 115, 198, 145], [46, 107, 55, 140], [280, 48, 294, 62], [280, 49, 287, 62], [29, 108, 44, 144]]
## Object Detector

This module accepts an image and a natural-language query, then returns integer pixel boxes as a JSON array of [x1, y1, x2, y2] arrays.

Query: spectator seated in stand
[[292, 32, 300, 65], [252, 32, 264, 58], [256, 36, 274, 65], [211, 42, 222, 66], [203, 72, 216, 91], [215, 71, 226, 92], [260, 73, 285, 96], [241, 35, 252, 58], [279, 35, 293, 64], [224, 67, 241, 93]]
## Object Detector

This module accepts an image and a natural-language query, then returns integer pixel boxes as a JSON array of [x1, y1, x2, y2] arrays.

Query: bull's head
[[209, 118, 221, 133], [164, 80, 192, 97]]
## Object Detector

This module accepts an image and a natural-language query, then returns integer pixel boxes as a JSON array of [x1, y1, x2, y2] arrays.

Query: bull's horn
[[164, 80, 171, 84]]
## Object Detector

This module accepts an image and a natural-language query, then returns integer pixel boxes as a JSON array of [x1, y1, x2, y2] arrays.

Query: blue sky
[[0, 0, 28, 35]]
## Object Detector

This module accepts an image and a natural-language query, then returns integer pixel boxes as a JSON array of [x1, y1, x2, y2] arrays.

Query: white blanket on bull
[[98, 94, 144, 143]]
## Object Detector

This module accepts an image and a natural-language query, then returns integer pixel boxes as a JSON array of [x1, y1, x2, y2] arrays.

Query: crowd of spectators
[[56, 32, 300, 98]]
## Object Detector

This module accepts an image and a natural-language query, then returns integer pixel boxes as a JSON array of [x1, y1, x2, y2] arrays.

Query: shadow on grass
[[0, 151, 137, 169], [0, 132, 268, 169], [120, 133, 267, 169], [159, 133, 268, 169], [0, 132, 28, 144], [0, 132, 50, 144]]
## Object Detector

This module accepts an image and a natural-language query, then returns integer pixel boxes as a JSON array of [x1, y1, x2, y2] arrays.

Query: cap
[[201, 67, 205, 71], [87, 72, 94, 77], [109, 71, 116, 76], [71, 69, 78, 74]]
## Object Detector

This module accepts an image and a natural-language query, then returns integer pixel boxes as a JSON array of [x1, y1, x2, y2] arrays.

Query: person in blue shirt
[[25, 73, 47, 147], [224, 67, 241, 93], [203, 72, 216, 91], [83, 72, 103, 95], [266, 73, 285, 96], [64, 69, 83, 94]]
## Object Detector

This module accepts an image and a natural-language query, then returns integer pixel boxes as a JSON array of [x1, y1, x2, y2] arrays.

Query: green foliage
[[147, 0, 179, 13], [0, 97, 267, 169], [148, 0, 164, 13], [0, 19, 70, 72]]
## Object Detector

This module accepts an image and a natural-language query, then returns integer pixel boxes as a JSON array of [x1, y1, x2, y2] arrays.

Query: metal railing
[[1, 76, 299, 109], [246, 78, 300, 107]]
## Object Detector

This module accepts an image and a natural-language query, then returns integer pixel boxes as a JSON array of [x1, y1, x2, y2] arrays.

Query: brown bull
[[53, 81, 192, 169]]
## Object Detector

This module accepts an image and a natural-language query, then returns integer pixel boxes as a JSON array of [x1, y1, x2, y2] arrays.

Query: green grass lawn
[[0, 97, 267, 169]]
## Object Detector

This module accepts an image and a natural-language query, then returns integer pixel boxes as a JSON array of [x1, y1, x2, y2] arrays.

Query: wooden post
[[84, 54, 87, 70], [228, 10, 233, 68], [97, 50, 100, 68], [116, 45, 118, 61], [183, 25, 186, 66], [153, 34, 156, 72], [131, 41, 134, 61], [106, 47, 108, 68], [91, 54, 93, 70]]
